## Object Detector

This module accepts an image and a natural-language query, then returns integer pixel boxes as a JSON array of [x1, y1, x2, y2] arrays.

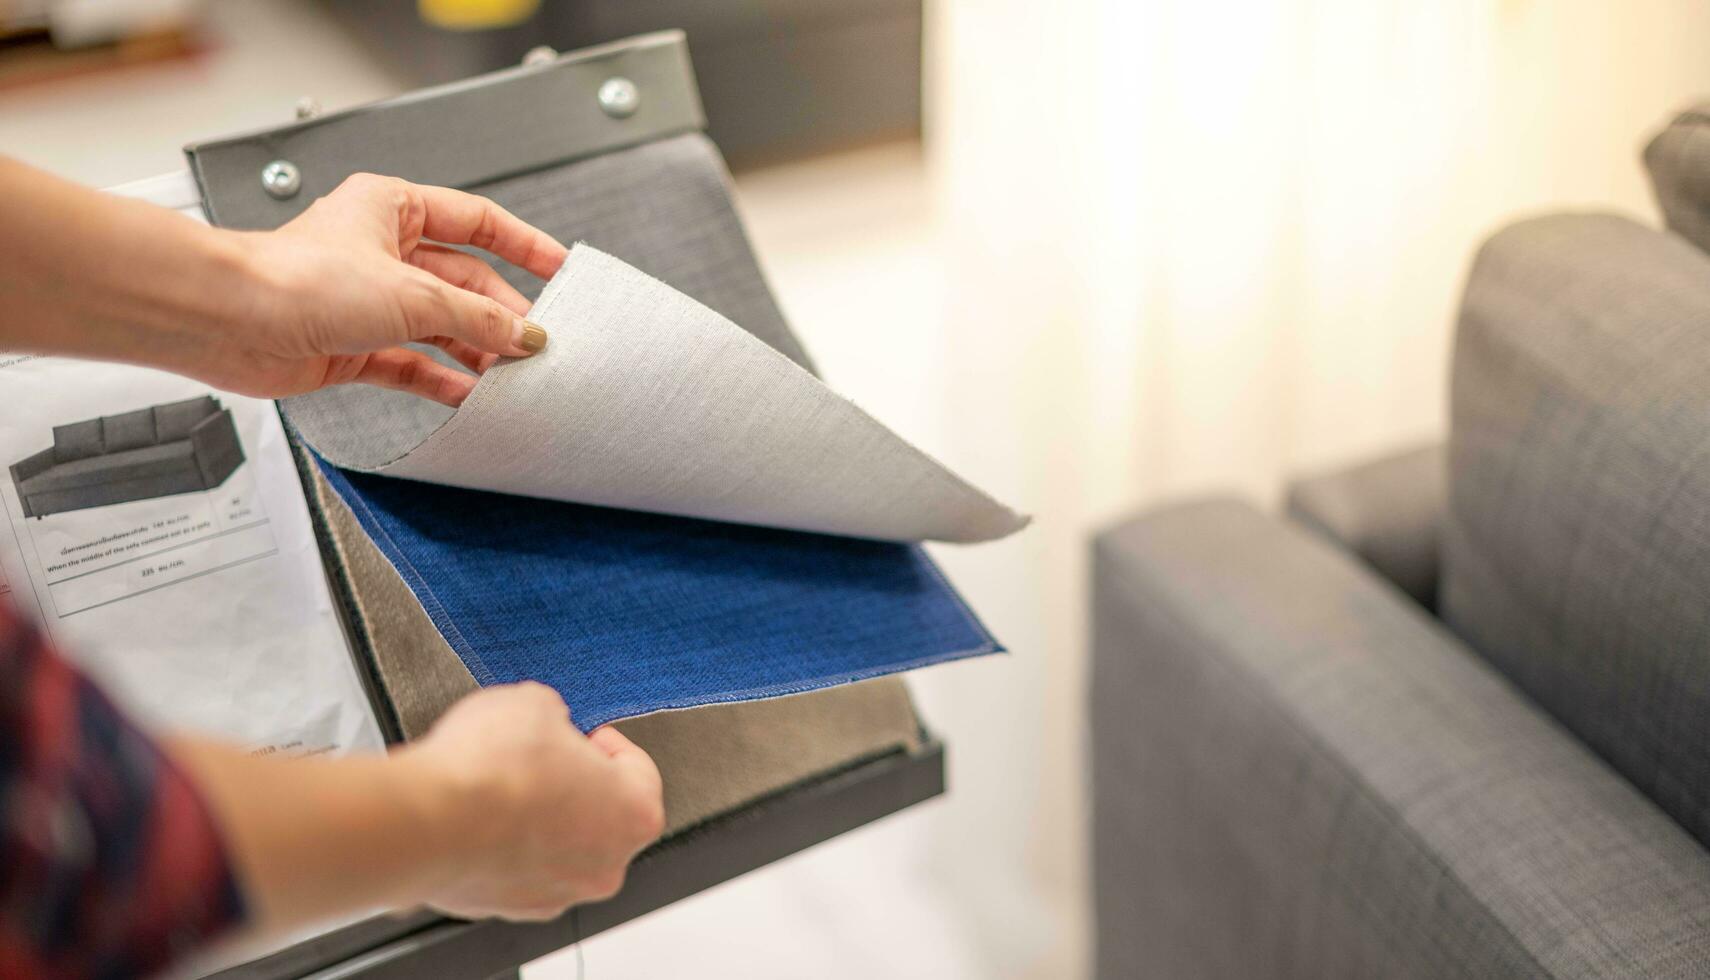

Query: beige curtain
[[915, 1, 1710, 975]]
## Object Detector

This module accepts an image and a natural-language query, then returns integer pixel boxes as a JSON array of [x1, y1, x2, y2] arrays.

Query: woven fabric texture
[[1284, 444, 1445, 609], [279, 134, 808, 470], [1445, 213, 1710, 850], [1093, 498, 1710, 980], [285, 132, 1008, 731], [295, 245, 1025, 543], [311, 460, 922, 836], [317, 457, 996, 732]]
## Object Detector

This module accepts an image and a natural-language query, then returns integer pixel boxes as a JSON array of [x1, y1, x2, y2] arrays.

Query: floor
[[1, 2, 1058, 977]]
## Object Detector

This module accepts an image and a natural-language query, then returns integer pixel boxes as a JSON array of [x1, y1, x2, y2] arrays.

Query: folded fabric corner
[[284, 244, 1028, 544]]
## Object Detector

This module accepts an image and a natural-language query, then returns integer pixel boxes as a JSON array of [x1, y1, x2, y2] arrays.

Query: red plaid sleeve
[[0, 602, 246, 978]]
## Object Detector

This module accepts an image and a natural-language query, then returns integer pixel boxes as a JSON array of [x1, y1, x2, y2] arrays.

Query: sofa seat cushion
[[20, 441, 197, 495], [1446, 212, 1710, 850]]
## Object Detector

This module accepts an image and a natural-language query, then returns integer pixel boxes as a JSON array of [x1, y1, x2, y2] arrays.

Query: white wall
[[918, 1, 1710, 976]]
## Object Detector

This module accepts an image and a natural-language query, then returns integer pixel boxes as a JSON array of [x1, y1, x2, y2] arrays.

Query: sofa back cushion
[[51, 419, 105, 462], [1643, 105, 1710, 255], [101, 407, 158, 453], [1444, 213, 1710, 847], [152, 396, 217, 443]]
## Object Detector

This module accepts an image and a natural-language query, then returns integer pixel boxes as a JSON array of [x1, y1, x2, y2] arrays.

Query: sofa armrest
[[10, 446, 55, 486], [1284, 443, 1444, 609], [9, 447, 56, 518], [1091, 498, 1710, 980], [189, 408, 245, 488]]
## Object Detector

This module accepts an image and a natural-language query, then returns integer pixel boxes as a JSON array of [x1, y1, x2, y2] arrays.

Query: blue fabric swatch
[[316, 458, 1001, 732]]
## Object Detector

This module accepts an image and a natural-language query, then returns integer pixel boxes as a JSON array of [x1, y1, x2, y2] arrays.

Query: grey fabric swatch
[[472, 133, 809, 369], [1444, 213, 1710, 851], [283, 133, 1025, 543], [1093, 497, 1710, 979]]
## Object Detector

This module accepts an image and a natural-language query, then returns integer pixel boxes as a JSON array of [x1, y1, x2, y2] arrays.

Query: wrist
[[180, 228, 262, 334], [128, 225, 259, 365], [385, 744, 493, 902], [47, 214, 259, 376]]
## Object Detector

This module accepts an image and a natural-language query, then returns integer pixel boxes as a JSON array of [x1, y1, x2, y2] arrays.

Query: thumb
[[412, 277, 548, 359], [589, 726, 662, 791], [588, 725, 646, 763]]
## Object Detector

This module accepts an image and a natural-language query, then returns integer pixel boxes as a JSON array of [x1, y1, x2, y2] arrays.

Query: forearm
[[165, 737, 468, 938], [166, 683, 665, 941], [0, 157, 245, 372]]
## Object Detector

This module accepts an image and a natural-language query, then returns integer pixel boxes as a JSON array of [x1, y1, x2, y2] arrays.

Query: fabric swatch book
[[285, 244, 1028, 733], [162, 32, 1029, 739]]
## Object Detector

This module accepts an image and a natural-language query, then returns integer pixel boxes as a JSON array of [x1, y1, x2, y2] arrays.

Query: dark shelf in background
[[315, 0, 922, 170]]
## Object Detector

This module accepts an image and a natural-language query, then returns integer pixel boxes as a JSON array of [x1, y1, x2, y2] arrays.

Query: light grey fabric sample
[[1285, 443, 1445, 609], [291, 245, 1026, 543], [313, 461, 923, 835], [1092, 497, 1710, 980], [1444, 213, 1710, 850], [282, 133, 1025, 543], [1643, 105, 1710, 256], [279, 133, 806, 471]]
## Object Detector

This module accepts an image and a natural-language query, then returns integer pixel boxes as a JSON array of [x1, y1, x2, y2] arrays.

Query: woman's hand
[[215, 174, 569, 407], [0, 159, 568, 407], [171, 683, 665, 936], [403, 683, 665, 919]]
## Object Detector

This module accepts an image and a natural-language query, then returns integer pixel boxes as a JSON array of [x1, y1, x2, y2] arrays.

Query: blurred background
[[6, 1, 1710, 977]]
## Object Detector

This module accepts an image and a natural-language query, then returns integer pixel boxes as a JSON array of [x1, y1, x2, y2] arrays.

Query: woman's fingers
[[408, 243, 533, 317], [400, 269, 547, 359], [407, 183, 569, 281], [587, 727, 665, 820], [587, 725, 644, 762], [348, 348, 480, 408], [421, 335, 498, 375], [406, 246, 530, 368]]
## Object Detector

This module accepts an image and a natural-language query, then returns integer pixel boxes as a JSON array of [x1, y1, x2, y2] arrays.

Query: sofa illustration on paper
[[10, 396, 245, 519]]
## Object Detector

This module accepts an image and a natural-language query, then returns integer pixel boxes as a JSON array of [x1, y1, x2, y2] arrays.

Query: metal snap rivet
[[261, 160, 301, 200], [597, 76, 640, 118], [522, 45, 557, 67], [294, 96, 322, 121]]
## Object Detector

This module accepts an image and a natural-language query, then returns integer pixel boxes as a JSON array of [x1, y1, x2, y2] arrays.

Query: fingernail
[[516, 319, 548, 354]]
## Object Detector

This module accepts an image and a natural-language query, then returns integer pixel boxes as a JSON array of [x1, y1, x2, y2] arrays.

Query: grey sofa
[[11, 395, 244, 518], [1091, 108, 1710, 978]]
